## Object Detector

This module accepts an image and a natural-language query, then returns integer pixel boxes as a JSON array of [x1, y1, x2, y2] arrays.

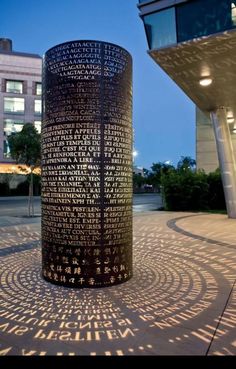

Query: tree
[[149, 162, 174, 191], [177, 156, 196, 172], [8, 123, 41, 216]]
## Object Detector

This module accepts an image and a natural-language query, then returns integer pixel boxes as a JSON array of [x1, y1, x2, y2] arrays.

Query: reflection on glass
[[34, 120, 41, 133], [139, 0, 159, 4], [6, 80, 23, 94], [177, 0, 235, 43], [3, 140, 11, 158], [232, 2, 236, 25], [34, 100, 42, 114], [4, 119, 24, 136], [36, 82, 42, 96], [4, 97, 24, 113], [144, 8, 177, 49]]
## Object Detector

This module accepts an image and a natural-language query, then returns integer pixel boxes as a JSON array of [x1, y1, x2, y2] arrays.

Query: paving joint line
[[205, 278, 236, 356], [167, 215, 236, 249]]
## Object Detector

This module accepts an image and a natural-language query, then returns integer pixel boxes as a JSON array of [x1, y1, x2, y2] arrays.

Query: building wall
[[196, 107, 236, 173], [0, 50, 42, 164]]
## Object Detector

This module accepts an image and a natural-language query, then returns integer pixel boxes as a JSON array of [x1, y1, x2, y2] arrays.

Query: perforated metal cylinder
[[42, 40, 133, 287]]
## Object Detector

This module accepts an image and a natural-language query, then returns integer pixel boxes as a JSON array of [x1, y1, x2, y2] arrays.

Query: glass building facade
[[143, 0, 236, 49], [139, 0, 159, 3]]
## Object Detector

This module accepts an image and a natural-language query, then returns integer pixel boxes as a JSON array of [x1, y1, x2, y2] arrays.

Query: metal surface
[[210, 109, 236, 218], [42, 40, 133, 287], [150, 29, 236, 118]]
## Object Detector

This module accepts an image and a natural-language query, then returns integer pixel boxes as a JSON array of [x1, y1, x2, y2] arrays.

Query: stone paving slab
[[0, 211, 235, 356]]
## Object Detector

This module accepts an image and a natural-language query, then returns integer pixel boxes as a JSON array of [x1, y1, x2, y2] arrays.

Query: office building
[[138, 0, 236, 217], [0, 38, 42, 173]]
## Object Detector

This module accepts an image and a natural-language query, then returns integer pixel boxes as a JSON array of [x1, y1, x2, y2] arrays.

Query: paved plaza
[[0, 196, 236, 356]]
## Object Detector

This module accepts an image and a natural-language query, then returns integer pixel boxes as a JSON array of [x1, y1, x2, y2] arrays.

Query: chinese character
[[110, 276, 116, 283], [72, 257, 79, 265], [73, 267, 81, 275], [56, 265, 62, 272], [88, 278, 95, 285], [62, 256, 69, 264]]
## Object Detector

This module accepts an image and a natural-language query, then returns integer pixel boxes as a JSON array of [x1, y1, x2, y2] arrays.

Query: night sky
[[1, 0, 195, 169]]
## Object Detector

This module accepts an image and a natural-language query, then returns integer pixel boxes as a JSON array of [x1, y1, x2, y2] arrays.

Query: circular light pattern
[[0, 214, 236, 356]]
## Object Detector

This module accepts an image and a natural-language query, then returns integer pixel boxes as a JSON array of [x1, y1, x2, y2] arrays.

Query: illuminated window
[[4, 119, 24, 136], [34, 120, 41, 133], [4, 97, 24, 113], [144, 8, 177, 49], [36, 82, 42, 96], [6, 80, 23, 94], [232, 2, 236, 25], [34, 100, 42, 115], [3, 140, 11, 158]]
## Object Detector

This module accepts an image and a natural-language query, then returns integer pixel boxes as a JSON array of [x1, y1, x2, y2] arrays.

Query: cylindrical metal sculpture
[[41, 40, 133, 287]]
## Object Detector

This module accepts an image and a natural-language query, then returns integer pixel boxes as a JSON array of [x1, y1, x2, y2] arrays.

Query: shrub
[[162, 169, 209, 211], [0, 182, 10, 196]]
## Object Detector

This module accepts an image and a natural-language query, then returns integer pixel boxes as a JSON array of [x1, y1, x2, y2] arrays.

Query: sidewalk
[[0, 211, 235, 356]]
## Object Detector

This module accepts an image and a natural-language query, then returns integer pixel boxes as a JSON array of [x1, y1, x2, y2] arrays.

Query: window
[[36, 82, 42, 96], [232, 2, 236, 25], [6, 80, 23, 94], [139, 0, 158, 4], [34, 120, 41, 133], [4, 97, 24, 113], [176, 0, 235, 43], [144, 7, 177, 49], [34, 99, 42, 115], [3, 140, 11, 158], [4, 119, 24, 136]]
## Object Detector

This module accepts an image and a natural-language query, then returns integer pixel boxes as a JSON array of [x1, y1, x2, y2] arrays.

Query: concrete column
[[210, 108, 236, 218]]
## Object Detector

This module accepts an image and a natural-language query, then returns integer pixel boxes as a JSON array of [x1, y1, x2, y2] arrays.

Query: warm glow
[[0, 164, 41, 174], [199, 77, 212, 87]]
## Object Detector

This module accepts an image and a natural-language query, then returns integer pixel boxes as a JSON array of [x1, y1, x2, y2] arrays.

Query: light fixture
[[199, 77, 212, 87], [227, 117, 235, 124]]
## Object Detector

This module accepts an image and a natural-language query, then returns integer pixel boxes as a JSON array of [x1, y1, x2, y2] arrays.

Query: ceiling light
[[227, 117, 235, 124], [199, 77, 212, 87]]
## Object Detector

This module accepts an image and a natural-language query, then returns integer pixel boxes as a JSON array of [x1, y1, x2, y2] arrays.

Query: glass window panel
[[232, 2, 236, 25], [6, 80, 23, 94], [139, 0, 158, 4], [3, 140, 11, 158], [4, 119, 24, 136], [4, 97, 24, 113], [36, 82, 42, 96], [34, 120, 41, 133], [177, 0, 235, 43], [34, 99, 42, 114], [144, 8, 177, 49]]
